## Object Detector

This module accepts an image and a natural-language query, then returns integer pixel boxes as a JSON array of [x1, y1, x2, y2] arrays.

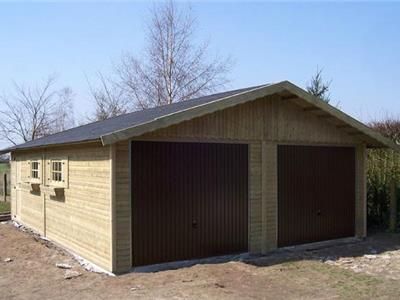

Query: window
[[31, 161, 40, 179], [46, 156, 68, 188], [28, 158, 42, 184], [51, 160, 63, 182]]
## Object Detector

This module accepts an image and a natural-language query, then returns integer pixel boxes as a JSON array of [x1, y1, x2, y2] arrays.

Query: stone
[[3, 257, 12, 263], [350, 265, 363, 273], [56, 263, 73, 269], [380, 255, 391, 260], [324, 260, 336, 265], [130, 285, 143, 292], [364, 255, 377, 259], [64, 270, 82, 279], [338, 259, 354, 264]]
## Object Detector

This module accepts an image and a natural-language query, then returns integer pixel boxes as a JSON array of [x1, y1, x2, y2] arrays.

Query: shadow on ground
[[133, 232, 400, 274], [246, 232, 400, 267]]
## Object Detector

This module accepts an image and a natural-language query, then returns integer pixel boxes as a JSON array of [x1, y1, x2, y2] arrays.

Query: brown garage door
[[278, 145, 355, 247], [131, 141, 248, 266]]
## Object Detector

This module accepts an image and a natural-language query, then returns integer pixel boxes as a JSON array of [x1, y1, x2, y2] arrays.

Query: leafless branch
[[87, 72, 130, 121], [89, 0, 232, 119], [0, 76, 75, 146]]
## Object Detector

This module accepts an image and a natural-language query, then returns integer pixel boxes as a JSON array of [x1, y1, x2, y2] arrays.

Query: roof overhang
[[100, 81, 399, 151], [0, 139, 102, 155]]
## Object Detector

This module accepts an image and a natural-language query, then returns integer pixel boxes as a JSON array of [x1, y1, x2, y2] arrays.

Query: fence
[[0, 171, 10, 202]]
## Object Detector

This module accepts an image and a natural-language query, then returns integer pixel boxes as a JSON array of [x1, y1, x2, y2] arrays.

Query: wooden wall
[[114, 94, 364, 271], [355, 144, 367, 237], [10, 94, 367, 274], [144, 96, 358, 144], [11, 142, 113, 272], [114, 141, 131, 272], [248, 143, 262, 253]]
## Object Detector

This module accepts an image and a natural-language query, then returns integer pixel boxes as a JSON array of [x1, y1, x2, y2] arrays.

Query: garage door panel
[[132, 142, 192, 265], [193, 143, 248, 259], [132, 141, 248, 266], [278, 145, 355, 247]]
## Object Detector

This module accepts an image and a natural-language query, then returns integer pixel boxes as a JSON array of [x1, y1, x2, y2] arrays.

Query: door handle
[[192, 220, 198, 229]]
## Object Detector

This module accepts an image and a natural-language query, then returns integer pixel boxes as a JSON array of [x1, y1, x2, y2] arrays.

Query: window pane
[[31, 161, 39, 179], [51, 161, 63, 182], [52, 172, 61, 181], [52, 162, 59, 171]]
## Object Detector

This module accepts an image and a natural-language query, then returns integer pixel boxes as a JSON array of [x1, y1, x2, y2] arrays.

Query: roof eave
[[279, 81, 400, 151], [0, 138, 102, 155], [0, 148, 14, 155]]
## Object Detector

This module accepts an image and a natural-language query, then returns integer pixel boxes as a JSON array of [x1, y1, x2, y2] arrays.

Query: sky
[[0, 1, 399, 132]]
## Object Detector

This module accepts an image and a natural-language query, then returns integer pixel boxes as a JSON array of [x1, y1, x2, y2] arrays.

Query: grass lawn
[[0, 164, 10, 172], [0, 201, 10, 213], [0, 163, 10, 173]]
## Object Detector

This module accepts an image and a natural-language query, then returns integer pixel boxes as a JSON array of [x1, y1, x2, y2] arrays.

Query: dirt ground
[[2, 223, 400, 299]]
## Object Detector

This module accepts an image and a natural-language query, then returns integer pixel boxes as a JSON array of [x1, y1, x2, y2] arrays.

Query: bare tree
[[87, 73, 130, 121], [52, 87, 75, 132], [0, 77, 75, 146], [90, 0, 232, 119], [306, 67, 332, 103], [370, 117, 400, 144]]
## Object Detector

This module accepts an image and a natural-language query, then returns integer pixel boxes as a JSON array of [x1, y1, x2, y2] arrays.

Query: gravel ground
[[1, 222, 400, 299]]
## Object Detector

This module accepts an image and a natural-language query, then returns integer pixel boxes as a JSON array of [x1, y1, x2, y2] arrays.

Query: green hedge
[[367, 148, 400, 229]]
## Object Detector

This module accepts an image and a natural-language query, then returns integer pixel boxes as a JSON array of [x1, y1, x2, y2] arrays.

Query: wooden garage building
[[2, 81, 398, 274]]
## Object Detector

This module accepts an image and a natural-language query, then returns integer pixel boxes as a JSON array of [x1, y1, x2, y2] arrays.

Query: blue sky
[[0, 1, 399, 124]]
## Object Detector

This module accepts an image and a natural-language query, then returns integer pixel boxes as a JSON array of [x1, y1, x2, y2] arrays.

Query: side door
[[11, 157, 22, 220]]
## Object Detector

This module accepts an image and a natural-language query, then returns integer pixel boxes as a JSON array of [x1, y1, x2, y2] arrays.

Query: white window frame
[[46, 156, 69, 188], [51, 160, 63, 182], [28, 158, 42, 184]]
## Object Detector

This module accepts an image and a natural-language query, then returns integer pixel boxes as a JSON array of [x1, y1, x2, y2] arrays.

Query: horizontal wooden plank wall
[[10, 154, 15, 217], [114, 141, 131, 273], [249, 143, 262, 253], [11, 142, 112, 271], [262, 142, 278, 252], [144, 96, 358, 144], [109, 95, 365, 271], [355, 144, 367, 237]]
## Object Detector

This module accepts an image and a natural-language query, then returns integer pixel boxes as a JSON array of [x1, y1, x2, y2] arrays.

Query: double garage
[[11, 81, 394, 273], [131, 141, 355, 266]]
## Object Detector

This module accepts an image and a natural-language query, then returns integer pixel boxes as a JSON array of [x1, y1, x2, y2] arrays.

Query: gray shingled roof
[[1, 85, 267, 153]]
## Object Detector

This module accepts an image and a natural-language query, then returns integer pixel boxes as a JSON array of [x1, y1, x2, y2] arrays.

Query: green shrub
[[367, 149, 400, 229], [367, 118, 400, 229]]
